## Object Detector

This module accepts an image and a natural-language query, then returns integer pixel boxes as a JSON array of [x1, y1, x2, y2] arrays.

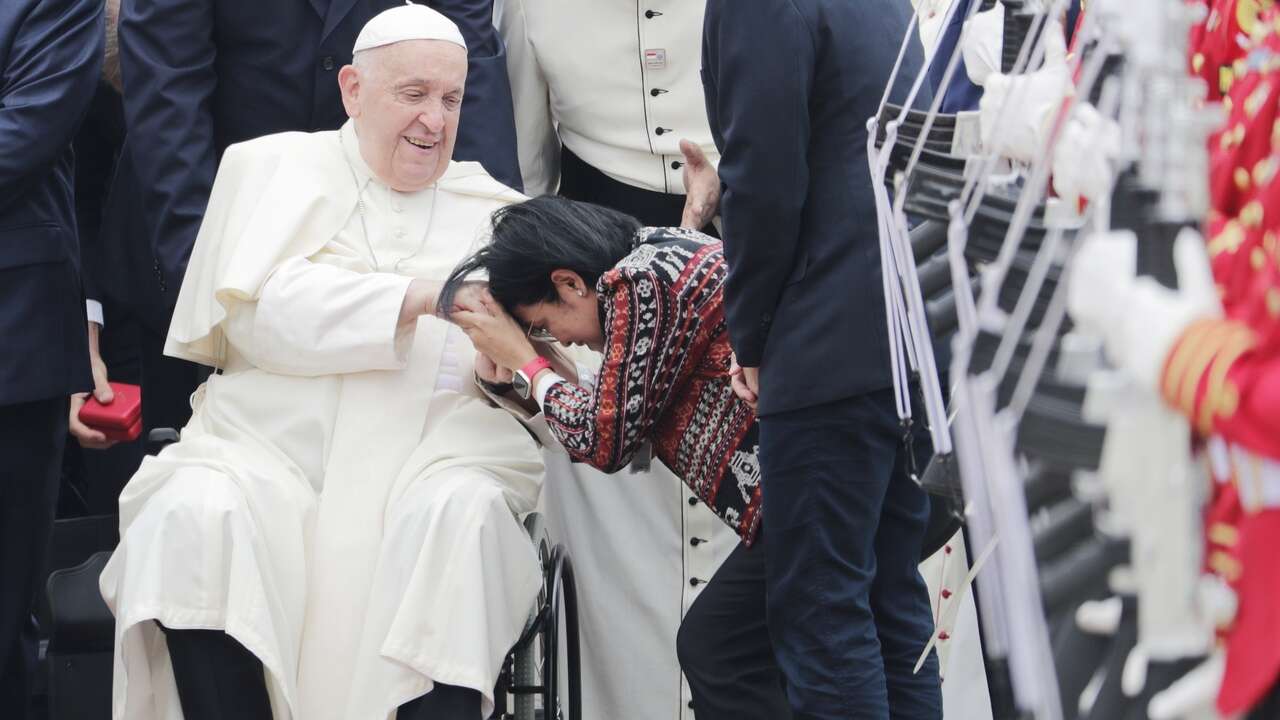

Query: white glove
[[962, 1, 1005, 87], [1076, 596, 1124, 635], [978, 21, 1070, 162], [1146, 651, 1225, 720], [1052, 102, 1122, 205], [1067, 227, 1222, 393]]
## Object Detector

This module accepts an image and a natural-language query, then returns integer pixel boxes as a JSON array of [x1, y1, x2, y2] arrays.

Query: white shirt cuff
[[534, 370, 567, 409], [86, 299, 104, 327]]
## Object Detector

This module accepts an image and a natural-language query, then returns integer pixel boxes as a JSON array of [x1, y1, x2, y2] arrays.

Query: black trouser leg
[[759, 390, 941, 719], [139, 323, 208, 435], [396, 682, 483, 719], [677, 537, 792, 720], [162, 626, 273, 720], [0, 398, 67, 720]]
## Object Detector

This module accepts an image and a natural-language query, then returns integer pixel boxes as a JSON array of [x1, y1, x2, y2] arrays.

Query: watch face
[[512, 371, 532, 399]]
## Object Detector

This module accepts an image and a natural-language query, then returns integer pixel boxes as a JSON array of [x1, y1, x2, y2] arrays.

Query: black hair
[[439, 195, 643, 318]]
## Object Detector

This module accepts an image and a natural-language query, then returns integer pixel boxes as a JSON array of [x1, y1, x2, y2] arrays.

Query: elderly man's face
[[338, 39, 467, 192]]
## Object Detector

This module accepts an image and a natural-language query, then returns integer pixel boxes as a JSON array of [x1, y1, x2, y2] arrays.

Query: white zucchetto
[[352, 1, 467, 54]]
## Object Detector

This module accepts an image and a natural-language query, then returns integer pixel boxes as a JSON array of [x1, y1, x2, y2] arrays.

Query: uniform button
[[655, 127, 667, 136], [689, 578, 702, 587], [687, 496, 698, 507], [687, 700, 695, 709], [645, 9, 663, 18], [671, 160, 683, 170], [690, 537, 703, 547], [321, 56, 335, 71], [650, 87, 665, 96]]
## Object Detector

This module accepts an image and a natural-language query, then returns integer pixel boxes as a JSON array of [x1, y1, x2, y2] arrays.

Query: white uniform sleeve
[[221, 256, 416, 376], [86, 299, 104, 327], [495, 0, 560, 196]]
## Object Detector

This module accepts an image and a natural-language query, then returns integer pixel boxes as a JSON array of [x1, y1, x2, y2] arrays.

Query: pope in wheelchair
[[96, 7, 561, 718]]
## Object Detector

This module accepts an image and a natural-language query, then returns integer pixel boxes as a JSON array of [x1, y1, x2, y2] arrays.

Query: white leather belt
[[1208, 437, 1280, 510]]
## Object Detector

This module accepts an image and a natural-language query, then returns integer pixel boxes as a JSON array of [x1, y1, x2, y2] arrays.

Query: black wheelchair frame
[[491, 514, 582, 720]]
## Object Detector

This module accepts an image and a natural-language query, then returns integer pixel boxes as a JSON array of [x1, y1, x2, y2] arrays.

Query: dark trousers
[[0, 397, 68, 719], [678, 535, 792, 720], [759, 389, 942, 719], [138, 320, 208, 435], [163, 626, 481, 719]]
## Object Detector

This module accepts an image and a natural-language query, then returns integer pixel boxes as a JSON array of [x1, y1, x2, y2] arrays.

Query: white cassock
[[99, 121, 544, 720]]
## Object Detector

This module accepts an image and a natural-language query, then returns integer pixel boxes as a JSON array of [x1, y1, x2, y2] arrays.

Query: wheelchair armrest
[[46, 551, 115, 654]]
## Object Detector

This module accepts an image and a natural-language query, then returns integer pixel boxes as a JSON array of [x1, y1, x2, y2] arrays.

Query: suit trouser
[[138, 320, 208, 436], [0, 397, 68, 719], [161, 627, 480, 720], [677, 533, 793, 720], [759, 388, 942, 720]]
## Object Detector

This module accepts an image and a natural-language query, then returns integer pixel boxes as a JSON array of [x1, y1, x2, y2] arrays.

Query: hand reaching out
[[679, 139, 720, 231]]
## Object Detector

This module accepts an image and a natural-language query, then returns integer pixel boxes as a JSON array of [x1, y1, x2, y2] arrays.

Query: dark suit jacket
[[701, 0, 931, 415], [104, 0, 520, 334], [0, 0, 101, 406], [74, 81, 126, 310]]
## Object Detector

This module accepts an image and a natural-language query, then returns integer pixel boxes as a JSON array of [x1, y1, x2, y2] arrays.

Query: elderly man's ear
[[338, 65, 363, 118]]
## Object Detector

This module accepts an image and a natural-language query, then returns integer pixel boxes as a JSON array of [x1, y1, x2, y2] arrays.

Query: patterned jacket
[[542, 227, 763, 544]]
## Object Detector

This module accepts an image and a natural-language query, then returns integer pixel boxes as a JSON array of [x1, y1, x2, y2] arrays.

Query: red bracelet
[[518, 356, 553, 381]]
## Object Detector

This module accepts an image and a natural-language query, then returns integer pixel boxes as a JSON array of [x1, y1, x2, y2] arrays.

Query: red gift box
[[78, 382, 142, 441], [100, 417, 143, 443]]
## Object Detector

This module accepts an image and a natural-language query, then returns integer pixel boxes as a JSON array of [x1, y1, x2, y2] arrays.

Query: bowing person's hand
[[679, 139, 720, 231], [475, 352, 515, 385], [451, 291, 540, 372], [729, 354, 759, 411]]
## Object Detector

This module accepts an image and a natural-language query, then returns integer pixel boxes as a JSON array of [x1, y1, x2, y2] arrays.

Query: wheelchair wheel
[[540, 546, 581, 720], [499, 516, 581, 720]]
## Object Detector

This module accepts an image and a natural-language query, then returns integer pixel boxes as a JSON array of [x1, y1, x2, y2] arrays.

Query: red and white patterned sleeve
[[541, 266, 698, 473]]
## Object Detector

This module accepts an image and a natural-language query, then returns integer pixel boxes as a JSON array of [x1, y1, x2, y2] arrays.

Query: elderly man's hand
[[679, 139, 720, 230], [475, 352, 515, 385], [448, 281, 493, 316], [452, 292, 540, 372], [729, 354, 759, 411]]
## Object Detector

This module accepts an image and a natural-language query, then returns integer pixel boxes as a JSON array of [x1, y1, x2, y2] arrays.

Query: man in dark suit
[[0, 0, 102, 715], [699, 1, 944, 717], [100, 0, 521, 436]]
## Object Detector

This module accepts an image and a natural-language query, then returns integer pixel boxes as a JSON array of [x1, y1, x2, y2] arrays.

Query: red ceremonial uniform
[[1190, 0, 1273, 101], [1170, 8, 1280, 712]]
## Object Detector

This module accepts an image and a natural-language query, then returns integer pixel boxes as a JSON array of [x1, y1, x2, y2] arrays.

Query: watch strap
[[518, 356, 553, 382]]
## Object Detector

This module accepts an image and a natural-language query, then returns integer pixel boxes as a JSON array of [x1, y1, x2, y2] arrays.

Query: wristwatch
[[513, 356, 554, 400]]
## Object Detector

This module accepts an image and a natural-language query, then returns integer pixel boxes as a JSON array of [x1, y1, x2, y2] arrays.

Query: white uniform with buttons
[[495, 0, 720, 197]]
